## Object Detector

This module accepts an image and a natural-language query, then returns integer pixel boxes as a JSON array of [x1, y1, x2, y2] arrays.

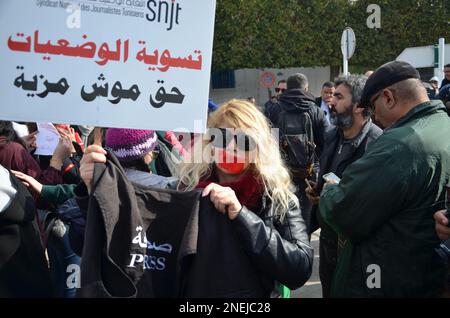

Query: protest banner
[[0, 0, 216, 133]]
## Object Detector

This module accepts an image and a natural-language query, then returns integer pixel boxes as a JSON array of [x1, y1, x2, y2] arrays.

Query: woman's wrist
[[49, 158, 63, 170]]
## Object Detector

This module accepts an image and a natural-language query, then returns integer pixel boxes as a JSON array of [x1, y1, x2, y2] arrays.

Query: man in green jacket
[[319, 61, 450, 297]]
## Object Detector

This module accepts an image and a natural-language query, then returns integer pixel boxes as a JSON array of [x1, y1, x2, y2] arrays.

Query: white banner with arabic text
[[0, 0, 216, 133]]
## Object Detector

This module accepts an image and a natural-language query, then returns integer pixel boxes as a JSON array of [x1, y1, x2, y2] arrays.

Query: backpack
[[278, 109, 317, 177], [37, 206, 82, 298]]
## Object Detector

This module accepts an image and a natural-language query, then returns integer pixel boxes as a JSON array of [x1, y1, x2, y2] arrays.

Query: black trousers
[[318, 227, 338, 298]]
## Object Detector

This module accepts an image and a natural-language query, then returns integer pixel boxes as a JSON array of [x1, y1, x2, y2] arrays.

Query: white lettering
[[366, 264, 381, 289], [366, 4, 381, 29]]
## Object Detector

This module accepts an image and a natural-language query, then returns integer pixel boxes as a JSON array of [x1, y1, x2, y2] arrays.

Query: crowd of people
[[0, 61, 449, 298]]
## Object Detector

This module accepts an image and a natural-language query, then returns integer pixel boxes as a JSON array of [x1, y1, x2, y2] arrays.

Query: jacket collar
[[346, 119, 374, 148], [326, 118, 374, 149], [388, 100, 446, 131]]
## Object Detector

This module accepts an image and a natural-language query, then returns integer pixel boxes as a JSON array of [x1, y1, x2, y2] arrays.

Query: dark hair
[[277, 80, 287, 85], [445, 64, 450, 68], [322, 81, 335, 89], [287, 73, 308, 90], [0, 121, 27, 148], [334, 75, 371, 118]]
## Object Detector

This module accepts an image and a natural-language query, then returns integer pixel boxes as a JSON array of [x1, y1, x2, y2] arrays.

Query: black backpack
[[278, 110, 317, 175]]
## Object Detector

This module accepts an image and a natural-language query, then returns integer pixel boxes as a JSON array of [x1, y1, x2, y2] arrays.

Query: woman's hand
[[56, 126, 77, 144], [434, 210, 450, 241], [50, 131, 74, 169], [202, 183, 242, 220], [11, 170, 43, 195], [80, 145, 107, 193]]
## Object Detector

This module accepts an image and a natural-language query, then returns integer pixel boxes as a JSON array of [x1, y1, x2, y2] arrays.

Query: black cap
[[360, 61, 420, 108]]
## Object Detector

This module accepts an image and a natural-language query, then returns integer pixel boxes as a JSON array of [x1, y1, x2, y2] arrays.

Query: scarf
[[196, 168, 264, 211]]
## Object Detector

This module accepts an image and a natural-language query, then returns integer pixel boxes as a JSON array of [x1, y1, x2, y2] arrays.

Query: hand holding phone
[[323, 172, 341, 184], [305, 178, 319, 205]]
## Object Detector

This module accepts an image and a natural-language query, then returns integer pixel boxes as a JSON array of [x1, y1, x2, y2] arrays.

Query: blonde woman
[[80, 99, 313, 297]]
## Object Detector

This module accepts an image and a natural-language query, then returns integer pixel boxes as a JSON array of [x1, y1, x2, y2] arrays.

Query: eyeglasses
[[275, 88, 286, 93], [208, 128, 256, 151], [369, 92, 382, 110]]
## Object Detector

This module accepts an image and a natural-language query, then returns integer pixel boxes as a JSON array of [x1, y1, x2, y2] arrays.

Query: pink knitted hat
[[105, 128, 157, 162]]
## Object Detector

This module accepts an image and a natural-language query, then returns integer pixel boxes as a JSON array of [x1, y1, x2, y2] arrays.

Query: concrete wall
[[209, 66, 331, 109]]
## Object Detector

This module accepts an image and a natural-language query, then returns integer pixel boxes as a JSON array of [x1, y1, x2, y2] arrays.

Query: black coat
[[76, 151, 313, 297], [316, 120, 382, 193], [314, 121, 382, 238], [278, 89, 330, 157], [0, 173, 53, 297]]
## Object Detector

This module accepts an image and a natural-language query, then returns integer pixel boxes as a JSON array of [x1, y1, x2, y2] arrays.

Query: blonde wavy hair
[[176, 99, 299, 220]]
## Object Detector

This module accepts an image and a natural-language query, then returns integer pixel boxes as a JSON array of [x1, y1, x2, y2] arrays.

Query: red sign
[[259, 71, 276, 89]]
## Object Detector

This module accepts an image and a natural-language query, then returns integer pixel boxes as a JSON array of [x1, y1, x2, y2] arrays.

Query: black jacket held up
[[76, 151, 313, 297]]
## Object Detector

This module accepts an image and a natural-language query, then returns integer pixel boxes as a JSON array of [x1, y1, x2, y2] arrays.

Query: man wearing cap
[[427, 76, 440, 100], [319, 61, 450, 297]]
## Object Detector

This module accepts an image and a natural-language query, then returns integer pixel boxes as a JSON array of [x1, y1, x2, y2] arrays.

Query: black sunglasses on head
[[208, 128, 256, 151]]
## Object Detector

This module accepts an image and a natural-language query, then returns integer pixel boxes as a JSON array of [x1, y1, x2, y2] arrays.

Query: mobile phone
[[323, 172, 341, 184]]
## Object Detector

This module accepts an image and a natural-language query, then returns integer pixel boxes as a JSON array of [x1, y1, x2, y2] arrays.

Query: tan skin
[[305, 84, 367, 204], [12, 126, 77, 192], [370, 86, 429, 129], [321, 86, 335, 106], [21, 131, 38, 150], [444, 67, 450, 81], [434, 210, 450, 241], [271, 82, 287, 101], [430, 80, 439, 90], [80, 127, 255, 221]]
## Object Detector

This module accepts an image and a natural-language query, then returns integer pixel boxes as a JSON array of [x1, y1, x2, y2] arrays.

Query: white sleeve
[[0, 165, 17, 212]]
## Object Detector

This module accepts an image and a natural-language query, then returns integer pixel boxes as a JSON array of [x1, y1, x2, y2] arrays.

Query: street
[[292, 230, 322, 298]]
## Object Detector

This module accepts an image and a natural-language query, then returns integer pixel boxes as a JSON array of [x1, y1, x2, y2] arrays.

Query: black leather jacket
[[233, 195, 313, 295], [75, 151, 313, 297]]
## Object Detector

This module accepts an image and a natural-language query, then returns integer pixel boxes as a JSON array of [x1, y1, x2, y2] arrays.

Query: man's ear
[[353, 103, 364, 115], [384, 89, 396, 110]]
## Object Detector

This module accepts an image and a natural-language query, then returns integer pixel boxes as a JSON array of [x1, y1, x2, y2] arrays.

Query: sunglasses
[[275, 88, 286, 93], [208, 128, 256, 151]]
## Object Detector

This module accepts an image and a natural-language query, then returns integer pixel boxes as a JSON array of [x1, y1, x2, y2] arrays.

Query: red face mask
[[215, 149, 247, 175]]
